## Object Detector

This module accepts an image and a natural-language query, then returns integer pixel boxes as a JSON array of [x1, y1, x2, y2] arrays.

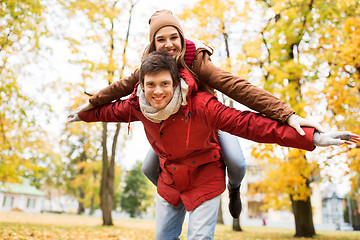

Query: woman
[[73, 10, 324, 218]]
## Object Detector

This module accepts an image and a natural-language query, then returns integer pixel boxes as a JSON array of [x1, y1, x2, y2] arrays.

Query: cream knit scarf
[[137, 78, 189, 123]]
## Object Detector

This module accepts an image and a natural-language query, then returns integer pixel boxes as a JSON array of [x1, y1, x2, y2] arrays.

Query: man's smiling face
[[142, 70, 175, 110]]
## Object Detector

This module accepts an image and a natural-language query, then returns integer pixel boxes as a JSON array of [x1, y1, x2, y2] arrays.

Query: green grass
[[0, 212, 359, 239]]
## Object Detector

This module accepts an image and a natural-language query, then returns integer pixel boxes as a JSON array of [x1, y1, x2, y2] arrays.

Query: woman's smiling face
[[154, 26, 182, 58]]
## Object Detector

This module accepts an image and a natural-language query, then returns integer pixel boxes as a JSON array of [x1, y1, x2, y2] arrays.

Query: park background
[[1, 0, 359, 239]]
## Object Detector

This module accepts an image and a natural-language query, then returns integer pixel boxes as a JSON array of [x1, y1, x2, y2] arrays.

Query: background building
[[0, 178, 45, 213]]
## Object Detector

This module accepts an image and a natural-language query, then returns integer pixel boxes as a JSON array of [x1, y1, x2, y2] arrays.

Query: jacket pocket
[[189, 160, 223, 188], [159, 171, 174, 185]]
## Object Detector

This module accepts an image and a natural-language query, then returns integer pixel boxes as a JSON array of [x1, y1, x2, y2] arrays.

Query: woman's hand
[[68, 102, 93, 123], [287, 114, 325, 136], [74, 102, 94, 114], [68, 113, 81, 123]]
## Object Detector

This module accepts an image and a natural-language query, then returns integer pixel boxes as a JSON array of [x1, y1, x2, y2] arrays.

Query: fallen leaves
[[0, 212, 155, 240], [1, 212, 360, 240]]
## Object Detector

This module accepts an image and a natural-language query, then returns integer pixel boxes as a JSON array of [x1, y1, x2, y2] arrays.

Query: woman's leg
[[155, 193, 186, 240], [187, 195, 221, 240], [218, 130, 246, 218], [218, 130, 246, 187], [141, 147, 160, 186]]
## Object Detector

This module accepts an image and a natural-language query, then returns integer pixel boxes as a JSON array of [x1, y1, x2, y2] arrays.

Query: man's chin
[[152, 104, 166, 110]]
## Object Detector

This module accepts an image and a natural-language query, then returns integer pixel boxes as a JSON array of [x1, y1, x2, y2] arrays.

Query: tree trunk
[[77, 188, 85, 214], [76, 140, 87, 215], [217, 196, 224, 224], [99, 1, 136, 224], [232, 218, 242, 231], [100, 122, 113, 226], [100, 122, 120, 225], [89, 197, 95, 215], [89, 170, 97, 216], [291, 195, 316, 237]]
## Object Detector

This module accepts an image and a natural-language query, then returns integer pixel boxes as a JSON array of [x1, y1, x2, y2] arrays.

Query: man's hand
[[313, 131, 360, 147], [68, 113, 82, 123], [287, 114, 325, 136]]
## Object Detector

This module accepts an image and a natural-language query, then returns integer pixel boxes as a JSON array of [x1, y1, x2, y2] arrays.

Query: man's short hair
[[139, 51, 180, 87]]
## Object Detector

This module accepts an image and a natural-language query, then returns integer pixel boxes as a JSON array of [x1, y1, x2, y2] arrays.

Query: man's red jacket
[[79, 69, 315, 211]]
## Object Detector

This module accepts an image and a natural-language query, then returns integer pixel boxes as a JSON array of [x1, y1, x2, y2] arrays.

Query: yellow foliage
[[179, 0, 248, 42], [243, 38, 263, 59]]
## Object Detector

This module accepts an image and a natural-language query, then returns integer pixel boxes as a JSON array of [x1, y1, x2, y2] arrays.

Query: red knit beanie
[[148, 10, 184, 42]]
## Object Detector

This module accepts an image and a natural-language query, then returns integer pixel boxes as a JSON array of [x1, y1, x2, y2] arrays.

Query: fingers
[[314, 131, 359, 147], [294, 125, 305, 136], [311, 122, 326, 133], [67, 115, 75, 123], [75, 102, 93, 114], [299, 119, 325, 133], [287, 114, 325, 136], [67, 113, 76, 122], [339, 133, 359, 145], [67, 113, 81, 123], [287, 115, 305, 136], [348, 133, 360, 144], [330, 131, 351, 140]]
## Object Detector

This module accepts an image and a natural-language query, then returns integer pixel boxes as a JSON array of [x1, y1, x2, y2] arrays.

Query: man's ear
[[140, 83, 145, 92]]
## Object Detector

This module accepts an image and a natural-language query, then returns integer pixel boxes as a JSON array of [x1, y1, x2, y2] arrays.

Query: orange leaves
[[242, 38, 263, 60], [244, 0, 360, 215], [348, 148, 360, 176], [0, 212, 156, 240], [0, 224, 155, 240], [250, 140, 319, 210], [2, 212, 360, 239], [1, 0, 52, 183], [179, 0, 248, 43], [335, 0, 360, 11], [319, 11, 360, 192]]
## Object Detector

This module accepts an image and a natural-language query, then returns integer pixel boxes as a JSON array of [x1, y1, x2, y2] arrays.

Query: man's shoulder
[[191, 91, 216, 106]]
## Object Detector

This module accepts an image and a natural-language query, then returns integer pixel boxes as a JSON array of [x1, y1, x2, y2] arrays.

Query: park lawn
[[0, 212, 359, 240]]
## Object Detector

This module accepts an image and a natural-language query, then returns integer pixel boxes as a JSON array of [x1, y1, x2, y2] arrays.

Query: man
[[69, 51, 359, 240]]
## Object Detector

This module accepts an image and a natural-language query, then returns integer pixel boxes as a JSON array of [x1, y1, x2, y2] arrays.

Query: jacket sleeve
[[192, 51, 295, 123], [79, 100, 138, 123], [89, 69, 140, 107], [196, 93, 315, 151]]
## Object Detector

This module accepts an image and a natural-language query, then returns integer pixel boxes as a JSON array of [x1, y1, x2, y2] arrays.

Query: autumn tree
[[315, 0, 360, 192], [0, 0, 55, 183], [237, 0, 325, 237], [242, 0, 359, 237], [61, 0, 139, 225], [314, 0, 360, 229]]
